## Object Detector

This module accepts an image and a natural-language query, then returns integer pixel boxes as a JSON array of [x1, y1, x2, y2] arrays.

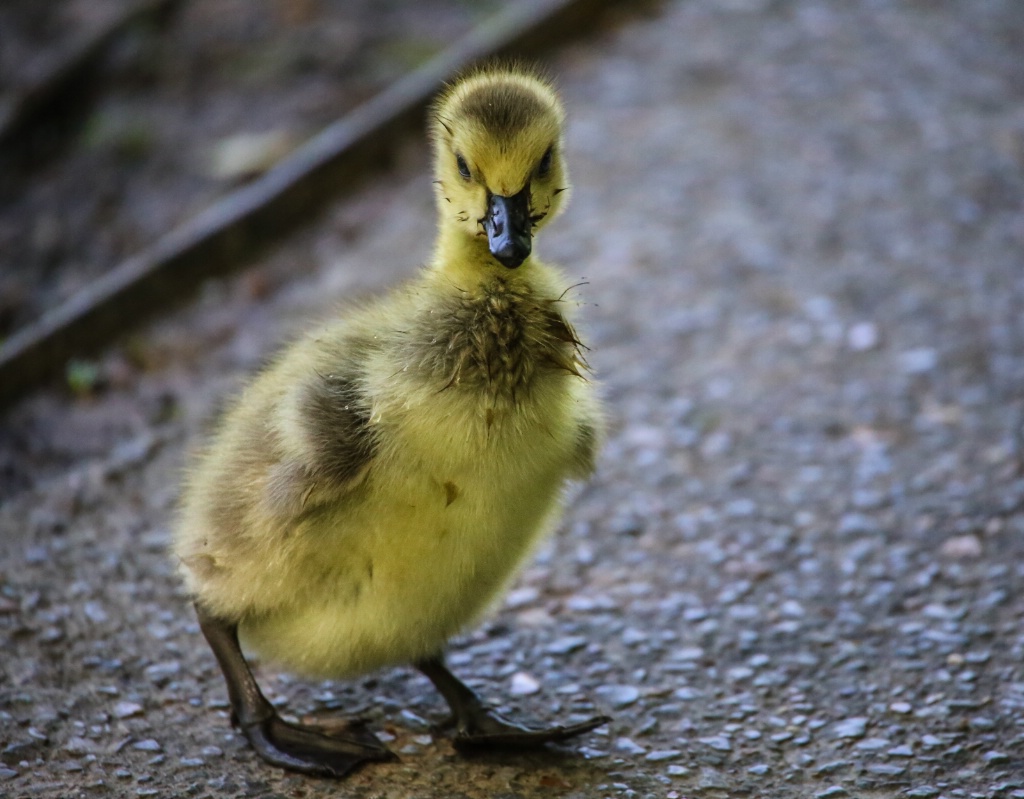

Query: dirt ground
[[3, 1, 1024, 798]]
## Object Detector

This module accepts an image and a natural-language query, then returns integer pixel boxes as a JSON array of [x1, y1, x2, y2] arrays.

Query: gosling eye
[[537, 146, 553, 178], [455, 153, 471, 180]]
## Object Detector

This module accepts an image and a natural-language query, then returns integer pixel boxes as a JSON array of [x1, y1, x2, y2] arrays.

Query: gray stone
[[595, 684, 641, 708], [700, 735, 732, 752], [113, 701, 144, 719], [832, 717, 868, 739]]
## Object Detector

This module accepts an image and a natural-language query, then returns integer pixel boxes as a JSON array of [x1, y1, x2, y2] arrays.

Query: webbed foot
[[240, 714, 396, 778], [450, 706, 611, 750], [195, 603, 395, 778], [416, 655, 610, 751]]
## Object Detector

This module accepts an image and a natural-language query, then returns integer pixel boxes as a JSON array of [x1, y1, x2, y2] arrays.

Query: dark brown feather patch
[[417, 277, 588, 406], [300, 372, 375, 485], [460, 84, 548, 141]]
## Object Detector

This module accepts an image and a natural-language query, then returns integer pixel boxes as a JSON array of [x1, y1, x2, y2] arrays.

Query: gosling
[[174, 63, 608, 778]]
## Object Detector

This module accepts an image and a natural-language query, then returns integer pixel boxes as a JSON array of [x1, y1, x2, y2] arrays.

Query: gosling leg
[[195, 603, 395, 777], [416, 655, 610, 749]]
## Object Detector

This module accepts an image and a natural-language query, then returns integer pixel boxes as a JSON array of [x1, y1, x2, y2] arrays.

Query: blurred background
[[0, 0, 495, 340], [2, 2, 1024, 797]]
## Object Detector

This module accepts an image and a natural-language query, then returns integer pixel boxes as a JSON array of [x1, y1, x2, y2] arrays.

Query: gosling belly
[[239, 471, 565, 678]]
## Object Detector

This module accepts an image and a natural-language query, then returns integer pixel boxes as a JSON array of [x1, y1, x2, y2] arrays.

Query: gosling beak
[[484, 184, 532, 269]]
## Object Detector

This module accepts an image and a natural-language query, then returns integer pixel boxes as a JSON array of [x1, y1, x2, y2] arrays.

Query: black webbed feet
[[195, 603, 395, 778], [240, 714, 396, 778], [416, 655, 610, 752], [450, 707, 611, 750]]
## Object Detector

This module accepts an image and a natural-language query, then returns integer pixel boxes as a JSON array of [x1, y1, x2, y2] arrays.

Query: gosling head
[[430, 64, 570, 269]]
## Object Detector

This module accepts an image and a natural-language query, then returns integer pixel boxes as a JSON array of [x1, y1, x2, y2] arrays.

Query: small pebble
[[813, 760, 849, 776], [40, 626, 64, 643], [504, 587, 539, 608], [847, 322, 879, 351], [832, 717, 868, 739], [837, 513, 875, 536], [83, 601, 108, 624], [903, 788, 939, 799], [615, 736, 647, 755], [132, 739, 161, 752], [622, 627, 647, 646], [595, 684, 641, 708], [814, 787, 847, 799], [64, 737, 95, 755], [143, 662, 180, 685], [696, 767, 729, 789], [866, 763, 906, 776], [399, 709, 429, 729], [748, 763, 769, 775], [509, 671, 540, 696], [780, 600, 805, 618], [24, 546, 48, 564], [728, 604, 759, 621], [545, 636, 588, 655], [899, 347, 938, 374], [855, 737, 890, 751], [113, 702, 144, 719], [725, 498, 756, 517], [939, 534, 982, 559], [700, 735, 732, 752], [645, 749, 681, 762]]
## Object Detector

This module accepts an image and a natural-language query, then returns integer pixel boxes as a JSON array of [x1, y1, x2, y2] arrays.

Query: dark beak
[[484, 184, 532, 269]]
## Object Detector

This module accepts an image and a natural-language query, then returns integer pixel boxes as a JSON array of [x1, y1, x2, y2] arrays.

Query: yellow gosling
[[174, 63, 607, 778]]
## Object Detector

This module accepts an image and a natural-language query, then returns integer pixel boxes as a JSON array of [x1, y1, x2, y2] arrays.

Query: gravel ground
[[3, 1, 1024, 797]]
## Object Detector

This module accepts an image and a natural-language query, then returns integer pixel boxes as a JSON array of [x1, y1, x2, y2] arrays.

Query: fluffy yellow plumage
[[174, 63, 607, 778]]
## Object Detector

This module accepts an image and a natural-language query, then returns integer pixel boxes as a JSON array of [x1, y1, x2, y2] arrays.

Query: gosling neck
[[431, 223, 535, 289]]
